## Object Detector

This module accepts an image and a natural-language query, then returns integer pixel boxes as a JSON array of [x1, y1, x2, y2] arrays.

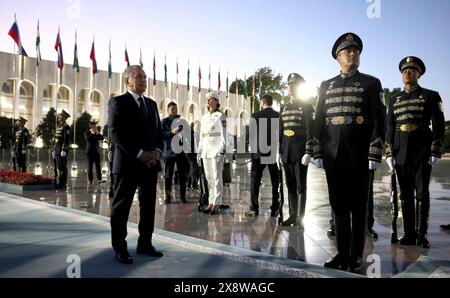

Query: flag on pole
[[90, 38, 98, 74], [208, 65, 211, 92], [8, 15, 28, 56], [72, 31, 79, 72], [139, 47, 143, 67], [259, 76, 263, 99], [226, 71, 229, 98], [218, 69, 221, 91], [176, 57, 179, 90], [198, 65, 202, 93], [35, 20, 41, 66], [235, 75, 238, 98], [252, 76, 255, 98], [244, 75, 248, 100], [54, 27, 64, 69], [164, 54, 167, 87], [125, 46, 130, 67], [108, 40, 112, 78], [152, 52, 156, 86], [187, 60, 190, 92]]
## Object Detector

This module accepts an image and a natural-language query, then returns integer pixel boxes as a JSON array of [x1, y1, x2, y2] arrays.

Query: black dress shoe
[[219, 203, 230, 209], [137, 246, 164, 257], [245, 210, 259, 217], [210, 206, 220, 215], [399, 235, 417, 245], [349, 257, 363, 273], [324, 254, 349, 271], [281, 217, 296, 227], [115, 250, 133, 264], [417, 234, 430, 248], [367, 228, 378, 239], [327, 228, 336, 237], [440, 224, 450, 231]]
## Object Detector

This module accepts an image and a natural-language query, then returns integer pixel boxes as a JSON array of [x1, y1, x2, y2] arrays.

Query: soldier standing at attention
[[85, 120, 105, 187], [12, 116, 29, 172], [53, 110, 71, 189], [279, 73, 314, 229], [386, 56, 445, 248], [313, 33, 386, 272]]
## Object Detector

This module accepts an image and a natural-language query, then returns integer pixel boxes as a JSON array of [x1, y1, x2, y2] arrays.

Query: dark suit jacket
[[250, 107, 280, 160], [85, 131, 104, 156], [108, 92, 163, 174]]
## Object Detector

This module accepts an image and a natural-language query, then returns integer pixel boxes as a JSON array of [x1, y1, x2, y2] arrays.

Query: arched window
[[2, 82, 10, 94]]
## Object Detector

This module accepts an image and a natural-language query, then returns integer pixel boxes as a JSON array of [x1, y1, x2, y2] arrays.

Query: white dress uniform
[[198, 109, 227, 206]]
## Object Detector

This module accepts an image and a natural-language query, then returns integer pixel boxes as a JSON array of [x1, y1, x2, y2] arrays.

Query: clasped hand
[[139, 150, 161, 167]]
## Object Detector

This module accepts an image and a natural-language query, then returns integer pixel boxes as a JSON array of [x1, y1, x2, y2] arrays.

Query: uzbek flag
[[108, 40, 112, 78]]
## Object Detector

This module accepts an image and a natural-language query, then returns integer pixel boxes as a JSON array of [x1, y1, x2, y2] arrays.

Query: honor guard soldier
[[279, 73, 314, 228], [198, 91, 227, 215], [53, 110, 71, 189], [12, 116, 29, 172], [313, 33, 386, 272], [386, 56, 445, 248], [85, 120, 105, 186]]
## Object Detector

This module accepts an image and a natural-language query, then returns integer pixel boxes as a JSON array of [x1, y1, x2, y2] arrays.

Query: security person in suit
[[279, 73, 314, 228], [245, 94, 280, 217], [386, 56, 445, 248], [313, 33, 386, 272], [85, 120, 105, 186], [162, 101, 190, 204], [53, 110, 71, 189], [12, 116, 29, 172]]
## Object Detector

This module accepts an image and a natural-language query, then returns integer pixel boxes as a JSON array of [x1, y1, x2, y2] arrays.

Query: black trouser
[[283, 161, 308, 223], [395, 162, 431, 238], [250, 158, 279, 212], [329, 169, 375, 230], [326, 164, 369, 259], [111, 168, 158, 252], [187, 153, 199, 189], [164, 154, 188, 200], [87, 152, 102, 182], [54, 152, 68, 188], [12, 152, 27, 172]]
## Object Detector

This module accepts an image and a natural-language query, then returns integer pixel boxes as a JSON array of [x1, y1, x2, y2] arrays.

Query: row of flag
[[7, 15, 262, 99]]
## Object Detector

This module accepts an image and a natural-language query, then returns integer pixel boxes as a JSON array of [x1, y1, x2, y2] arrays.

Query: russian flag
[[125, 48, 130, 67], [90, 41, 98, 74], [55, 29, 64, 69], [8, 19, 28, 56]]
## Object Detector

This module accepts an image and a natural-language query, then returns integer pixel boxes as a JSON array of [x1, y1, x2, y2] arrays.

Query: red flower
[[0, 170, 53, 185]]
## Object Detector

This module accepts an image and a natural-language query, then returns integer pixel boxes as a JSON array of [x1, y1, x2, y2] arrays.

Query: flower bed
[[0, 170, 53, 185]]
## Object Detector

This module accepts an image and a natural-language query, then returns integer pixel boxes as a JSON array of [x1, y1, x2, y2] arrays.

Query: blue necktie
[[137, 96, 148, 117]]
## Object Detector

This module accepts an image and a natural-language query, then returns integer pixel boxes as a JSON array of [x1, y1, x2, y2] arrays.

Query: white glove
[[277, 154, 283, 165], [301, 154, 311, 166], [429, 156, 440, 165], [21, 149, 27, 155], [108, 151, 113, 162], [197, 153, 202, 164], [52, 151, 56, 159], [369, 160, 381, 170], [61, 151, 67, 157], [313, 158, 324, 169], [386, 156, 395, 173]]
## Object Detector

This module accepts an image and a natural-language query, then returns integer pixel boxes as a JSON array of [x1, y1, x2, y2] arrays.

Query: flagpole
[[35, 58, 39, 131], [12, 41, 17, 152]]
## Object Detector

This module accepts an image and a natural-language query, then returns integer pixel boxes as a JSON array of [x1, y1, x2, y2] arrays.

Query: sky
[[0, 0, 449, 117]]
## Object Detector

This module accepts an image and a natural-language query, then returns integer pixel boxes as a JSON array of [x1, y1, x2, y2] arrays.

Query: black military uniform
[[279, 73, 314, 228], [12, 116, 29, 172], [85, 121, 105, 185], [53, 110, 71, 189], [386, 56, 445, 248], [314, 33, 386, 271]]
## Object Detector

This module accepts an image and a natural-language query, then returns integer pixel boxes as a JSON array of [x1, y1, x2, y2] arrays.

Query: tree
[[35, 108, 57, 149], [383, 87, 402, 105], [70, 112, 93, 150], [0, 116, 14, 150]]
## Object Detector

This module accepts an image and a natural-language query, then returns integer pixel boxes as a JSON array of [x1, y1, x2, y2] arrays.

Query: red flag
[[125, 47, 130, 67], [8, 16, 28, 56], [90, 40, 98, 74], [55, 28, 64, 69]]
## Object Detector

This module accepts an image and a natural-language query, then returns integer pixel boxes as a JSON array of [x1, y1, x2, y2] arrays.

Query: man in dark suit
[[108, 65, 164, 264], [84, 120, 105, 186], [12, 116, 29, 172], [246, 94, 280, 217]]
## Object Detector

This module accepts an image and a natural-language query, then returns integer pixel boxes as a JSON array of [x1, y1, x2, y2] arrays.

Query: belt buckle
[[283, 129, 295, 137], [400, 124, 417, 132]]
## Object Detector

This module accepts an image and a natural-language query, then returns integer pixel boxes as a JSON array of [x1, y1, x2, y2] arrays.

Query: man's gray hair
[[123, 65, 143, 85]]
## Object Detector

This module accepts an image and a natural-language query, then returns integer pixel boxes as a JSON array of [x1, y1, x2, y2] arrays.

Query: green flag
[[36, 20, 41, 66], [108, 40, 112, 78], [73, 31, 79, 73], [244, 75, 248, 99], [187, 60, 190, 91], [226, 71, 229, 98], [164, 55, 167, 87]]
